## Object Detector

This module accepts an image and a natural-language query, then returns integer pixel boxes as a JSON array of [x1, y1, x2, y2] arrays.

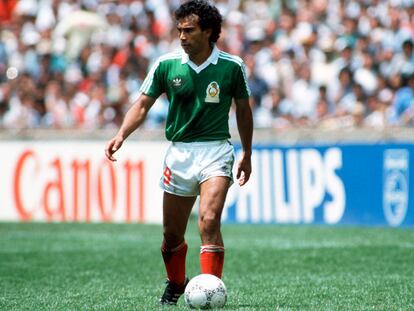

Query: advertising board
[[0, 141, 412, 226], [225, 143, 413, 227]]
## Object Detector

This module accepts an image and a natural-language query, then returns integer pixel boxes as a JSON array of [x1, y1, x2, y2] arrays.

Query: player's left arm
[[234, 97, 253, 186]]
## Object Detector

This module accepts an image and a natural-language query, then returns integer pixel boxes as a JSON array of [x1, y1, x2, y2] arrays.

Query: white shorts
[[160, 140, 235, 196]]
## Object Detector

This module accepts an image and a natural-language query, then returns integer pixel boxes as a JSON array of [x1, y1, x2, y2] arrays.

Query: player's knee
[[162, 231, 184, 249], [199, 213, 221, 235]]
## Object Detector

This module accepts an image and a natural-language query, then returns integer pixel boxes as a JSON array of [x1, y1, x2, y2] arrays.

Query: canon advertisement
[[0, 141, 412, 226], [0, 141, 167, 223]]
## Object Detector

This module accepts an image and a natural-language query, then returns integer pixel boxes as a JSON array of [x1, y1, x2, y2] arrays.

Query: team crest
[[205, 81, 220, 103]]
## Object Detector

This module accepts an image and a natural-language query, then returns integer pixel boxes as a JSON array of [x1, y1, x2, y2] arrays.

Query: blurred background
[[0, 0, 414, 227], [0, 0, 413, 132]]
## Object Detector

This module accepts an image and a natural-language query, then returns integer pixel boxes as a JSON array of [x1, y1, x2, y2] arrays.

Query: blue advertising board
[[223, 143, 413, 227]]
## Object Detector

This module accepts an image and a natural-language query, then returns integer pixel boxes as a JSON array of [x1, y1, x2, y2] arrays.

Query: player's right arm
[[105, 54, 166, 161], [105, 94, 156, 161]]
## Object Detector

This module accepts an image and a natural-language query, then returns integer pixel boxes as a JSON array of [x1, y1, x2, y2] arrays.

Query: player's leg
[[159, 191, 196, 305], [163, 192, 196, 248], [198, 176, 230, 278]]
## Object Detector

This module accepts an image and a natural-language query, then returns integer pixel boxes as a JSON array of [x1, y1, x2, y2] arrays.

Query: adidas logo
[[172, 78, 182, 87]]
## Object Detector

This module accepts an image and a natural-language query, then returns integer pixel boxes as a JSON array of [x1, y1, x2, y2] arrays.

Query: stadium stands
[[0, 0, 413, 130]]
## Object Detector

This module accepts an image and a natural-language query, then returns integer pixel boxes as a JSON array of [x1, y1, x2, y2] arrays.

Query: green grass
[[1, 220, 414, 310]]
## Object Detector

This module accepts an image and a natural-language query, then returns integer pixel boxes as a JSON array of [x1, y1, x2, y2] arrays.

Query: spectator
[[290, 64, 319, 122], [389, 74, 414, 125], [329, 66, 354, 112], [246, 56, 269, 109], [364, 92, 391, 129], [390, 39, 414, 77]]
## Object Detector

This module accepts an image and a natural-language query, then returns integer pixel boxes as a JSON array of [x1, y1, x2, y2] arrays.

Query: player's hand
[[105, 136, 124, 162], [236, 152, 251, 186]]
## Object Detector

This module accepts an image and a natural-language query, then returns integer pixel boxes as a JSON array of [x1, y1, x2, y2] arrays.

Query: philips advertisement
[[224, 143, 413, 227]]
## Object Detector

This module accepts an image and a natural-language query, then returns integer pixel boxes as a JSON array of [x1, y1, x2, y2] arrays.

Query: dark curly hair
[[174, 0, 223, 44]]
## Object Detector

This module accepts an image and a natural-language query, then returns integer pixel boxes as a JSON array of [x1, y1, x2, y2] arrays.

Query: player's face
[[177, 14, 211, 57]]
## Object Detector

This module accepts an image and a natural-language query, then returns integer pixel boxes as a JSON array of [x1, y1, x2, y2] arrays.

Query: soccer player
[[105, 0, 253, 305]]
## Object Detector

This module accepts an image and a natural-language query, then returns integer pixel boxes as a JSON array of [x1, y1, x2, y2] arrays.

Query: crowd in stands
[[0, 0, 413, 131]]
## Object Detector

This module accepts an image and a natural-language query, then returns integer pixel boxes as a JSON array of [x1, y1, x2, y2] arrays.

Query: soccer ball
[[184, 274, 227, 309]]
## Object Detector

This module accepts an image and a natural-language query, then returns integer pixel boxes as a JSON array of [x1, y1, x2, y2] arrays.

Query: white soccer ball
[[184, 274, 227, 309]]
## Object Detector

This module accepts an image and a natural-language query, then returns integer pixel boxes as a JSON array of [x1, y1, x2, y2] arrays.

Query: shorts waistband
[[171, 140, 229, 148]]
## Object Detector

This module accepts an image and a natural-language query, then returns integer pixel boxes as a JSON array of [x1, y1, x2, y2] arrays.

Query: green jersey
[[140, 46, 250, 142]]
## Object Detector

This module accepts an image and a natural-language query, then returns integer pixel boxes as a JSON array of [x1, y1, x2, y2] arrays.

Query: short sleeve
[[139, 59, 164, 99], [232, 61, 251, 99]]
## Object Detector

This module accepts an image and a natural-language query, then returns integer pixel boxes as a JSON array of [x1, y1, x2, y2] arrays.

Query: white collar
[[181, 45, 219, 74]]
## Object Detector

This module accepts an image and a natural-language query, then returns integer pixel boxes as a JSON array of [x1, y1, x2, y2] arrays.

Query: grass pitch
[[1, 220, 414, 310]]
